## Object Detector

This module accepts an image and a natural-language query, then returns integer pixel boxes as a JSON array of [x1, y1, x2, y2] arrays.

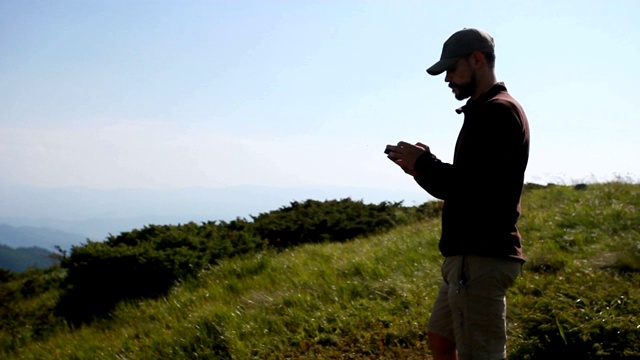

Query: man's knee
[[428, 331, 457, 359]]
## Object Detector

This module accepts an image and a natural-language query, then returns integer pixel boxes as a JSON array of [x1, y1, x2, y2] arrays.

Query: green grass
[[2, 182, 640, 359], [508, 182, 640, 359]]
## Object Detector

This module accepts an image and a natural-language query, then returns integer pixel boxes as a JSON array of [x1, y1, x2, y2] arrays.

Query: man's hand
[[385, 141, 429, 177]]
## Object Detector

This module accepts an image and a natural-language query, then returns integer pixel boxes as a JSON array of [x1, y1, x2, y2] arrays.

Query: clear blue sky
[[1, 1, 639, 194]]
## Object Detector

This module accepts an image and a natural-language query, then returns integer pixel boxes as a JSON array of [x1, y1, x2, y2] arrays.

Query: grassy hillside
[[1, 182, 639, 359]]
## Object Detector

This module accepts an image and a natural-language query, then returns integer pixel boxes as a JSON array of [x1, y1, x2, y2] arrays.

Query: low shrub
[[56, 198, 424, 323]]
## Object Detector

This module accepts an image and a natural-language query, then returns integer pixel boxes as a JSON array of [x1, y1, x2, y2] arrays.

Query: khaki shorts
[[428, 256, 521, 360]]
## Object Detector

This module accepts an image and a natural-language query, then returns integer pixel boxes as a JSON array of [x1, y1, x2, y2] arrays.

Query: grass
[[508, 182, 640, 359], [2, 182, 640, 359]]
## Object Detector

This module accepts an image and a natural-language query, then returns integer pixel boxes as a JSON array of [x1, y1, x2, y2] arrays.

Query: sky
[[1, 1, 639, 199]]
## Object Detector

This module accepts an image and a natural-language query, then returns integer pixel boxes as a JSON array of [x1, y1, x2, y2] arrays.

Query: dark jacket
[[414, 82, 529, 262]]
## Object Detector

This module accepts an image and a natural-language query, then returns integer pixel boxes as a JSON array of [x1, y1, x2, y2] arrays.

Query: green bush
[[0, 267, 67, 351], [57, 221, 265, 323], [251, 199, 410, 248], [54, 198, 423, 323]]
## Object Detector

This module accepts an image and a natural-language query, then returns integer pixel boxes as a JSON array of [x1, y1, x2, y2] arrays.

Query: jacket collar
[[455, 82, 507, 114]]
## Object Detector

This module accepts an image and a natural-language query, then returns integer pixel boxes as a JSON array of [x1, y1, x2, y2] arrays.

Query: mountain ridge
[[0, 243, 55, 272]]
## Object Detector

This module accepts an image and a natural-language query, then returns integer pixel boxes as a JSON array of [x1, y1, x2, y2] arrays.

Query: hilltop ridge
[[1, 182, 638, 359]]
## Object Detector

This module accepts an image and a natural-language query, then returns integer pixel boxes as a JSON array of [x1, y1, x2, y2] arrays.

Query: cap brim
[[426, 57, 458, 76]]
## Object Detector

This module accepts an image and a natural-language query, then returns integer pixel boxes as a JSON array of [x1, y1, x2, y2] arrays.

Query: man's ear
[[470, 51, 485, 69]]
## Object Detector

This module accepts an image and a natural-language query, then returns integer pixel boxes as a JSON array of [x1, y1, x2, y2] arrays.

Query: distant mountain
[[0, 224, 87, 252], [0, 244, 55, 272]]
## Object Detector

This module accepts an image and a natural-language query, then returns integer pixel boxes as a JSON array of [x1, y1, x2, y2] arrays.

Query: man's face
[[445, 56, 476, 101]]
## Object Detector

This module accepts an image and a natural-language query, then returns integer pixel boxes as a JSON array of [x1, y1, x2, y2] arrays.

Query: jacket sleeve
[[411, 99, 527, 204], [412, 151, 456, 200]]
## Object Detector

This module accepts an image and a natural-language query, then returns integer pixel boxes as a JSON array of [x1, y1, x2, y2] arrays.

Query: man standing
[[385, 28, 530, 359]]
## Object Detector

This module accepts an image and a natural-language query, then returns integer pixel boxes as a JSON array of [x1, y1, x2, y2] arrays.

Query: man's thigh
[[427, 280, 455, 341], [435, 256, 521, 360], [450, 256, 522, 359]]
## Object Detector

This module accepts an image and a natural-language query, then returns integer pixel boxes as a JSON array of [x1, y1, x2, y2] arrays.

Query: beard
[[449, 72, 477, 100]]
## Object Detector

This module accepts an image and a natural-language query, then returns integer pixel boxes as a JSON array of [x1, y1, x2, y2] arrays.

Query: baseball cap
[[426, 28, 495, 76]]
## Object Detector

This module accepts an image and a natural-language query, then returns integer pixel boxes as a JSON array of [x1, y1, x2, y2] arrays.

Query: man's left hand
[[385, 141, 429, 177]]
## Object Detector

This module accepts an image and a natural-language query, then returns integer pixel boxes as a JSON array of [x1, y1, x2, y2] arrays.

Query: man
[[385, 28, 530, 360]]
